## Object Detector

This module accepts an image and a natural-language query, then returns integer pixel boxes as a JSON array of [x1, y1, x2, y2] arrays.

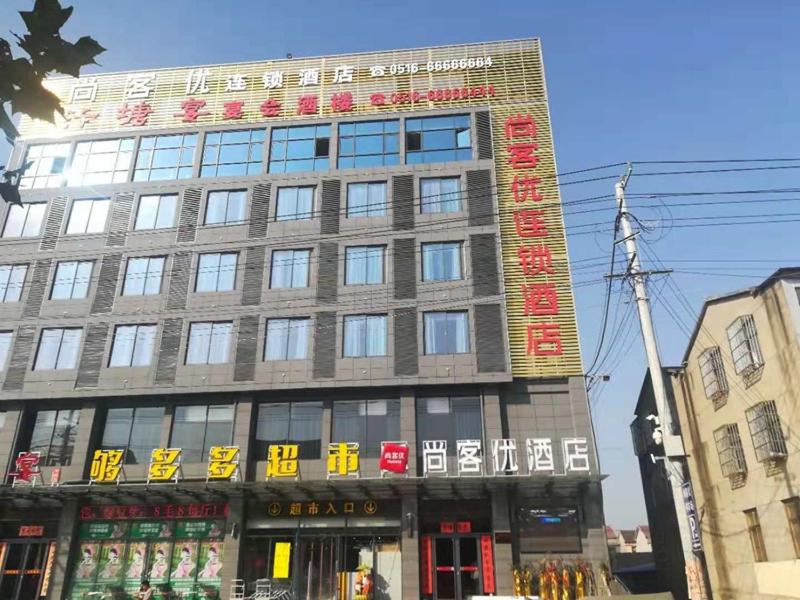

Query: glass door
[[0, 541, 52, 600], [431, 535, 482, 600], [434, 537, 456, 599]]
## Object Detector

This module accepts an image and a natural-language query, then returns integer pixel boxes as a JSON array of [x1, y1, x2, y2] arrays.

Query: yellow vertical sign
[[272, 542, 292, 578]]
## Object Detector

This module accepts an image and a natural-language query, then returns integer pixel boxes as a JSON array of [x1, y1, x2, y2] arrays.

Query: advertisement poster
[[71, 541, 99, 598], [170, 540, 198, 595], [131, 521, 174, 539], [197, 541, 224, 582], [147, 541, 171, 584], [175, 519, 225, 539], [123, 541, 147, 594], [96, 542, 125, 582], [78, 521, 128, 540], [273, 542, 291, 578]]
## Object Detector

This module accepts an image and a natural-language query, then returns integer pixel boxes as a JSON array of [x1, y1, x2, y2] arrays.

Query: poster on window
[[175, 519, 225, 539], [96, 541, 125, 583], [70, 541, 100, 598], [123, 541, 147, 594], [147, 541, 171, 585], [197, 541, 224, 588], [78, 521, 128, 540], [130, 521, 174, 539], [170, 540, 198, 595]]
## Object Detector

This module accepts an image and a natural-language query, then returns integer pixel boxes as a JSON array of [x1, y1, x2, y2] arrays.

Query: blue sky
[[2, 0, 799, 528]]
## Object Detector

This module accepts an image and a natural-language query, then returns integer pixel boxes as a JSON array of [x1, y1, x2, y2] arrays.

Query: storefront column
[[47, 497, 78, 600], [400, 388, 416, 476], [219, 495, 244, 600], [492, 489, 514, 595], [400, 494, 419, 599], [483, 386, 503, 442]]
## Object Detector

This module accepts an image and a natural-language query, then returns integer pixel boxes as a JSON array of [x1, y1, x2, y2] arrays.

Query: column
[[491, 489, 514, 595], [46, 498, 78, 600], [219, 494, 245, 600], [400, 494, 420, 599], [400, 388, 416, 476]]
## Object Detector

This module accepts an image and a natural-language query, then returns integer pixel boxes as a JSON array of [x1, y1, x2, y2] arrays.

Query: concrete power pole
[[614, 167, 710, 599]]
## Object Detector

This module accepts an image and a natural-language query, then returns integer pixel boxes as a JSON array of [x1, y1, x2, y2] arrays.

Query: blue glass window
[[201, 129, 265, 177], [269, 125, 330, 173], [338, 120, 400, 169], [134, 133, 197, 181], [406, 115, 471, 164]]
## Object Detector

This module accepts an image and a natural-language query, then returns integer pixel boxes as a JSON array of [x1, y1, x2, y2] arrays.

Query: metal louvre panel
[[2, 325, 36, 391], [475, 303, 506, 372], [106, 192, 134, 247], [316, 242, 339, 304], [392, 174, 414, 230], [466, 169, 494, 226], [39, 197, 66, 251], [393, 307, 418, 376], [22, 259, 52, 318], [177, 187, 201, 243], [233, 315, 259, 382], [470, 233, 499, 297], [248, 183, 271, 239], [166, 252, 191, 310], [75, 322, 109, 388], [154, 317, 183, 385], [475, 111, 493, 160], [312, 312, 336, 379], [90, 253, 122, 314], [320, 179, 342, 235], [393, 237, 416, 300], [241, 245, 266, 306]]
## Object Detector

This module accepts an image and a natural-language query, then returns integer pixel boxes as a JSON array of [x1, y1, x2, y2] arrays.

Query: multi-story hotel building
[[0, 39, 607, 600]]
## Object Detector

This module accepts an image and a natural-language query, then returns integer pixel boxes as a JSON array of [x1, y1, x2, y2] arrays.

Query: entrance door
[[296, 536, 338, 600], [431, 536, 482, 600], [0, 541, 53, 600]]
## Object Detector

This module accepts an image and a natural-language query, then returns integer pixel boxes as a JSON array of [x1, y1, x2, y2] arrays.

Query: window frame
[[269, 249, 311, 289], [185, 321, 234, 365], [67, 137, 134, 186], [133, 133, 197, 181], [195, 252, 238, 293], [108, 323, 158, 368], [406, 114, 472, 164], [204, 189, 248, 226], [33, 327, 83, 370], [50, 260, 94, 300], [200, 128, 265, 177], [0, 264, 28, 303], [744, 508, 768, 562], [255, 401, 323, 460], [19, 142, 71, 189], [421, 241, 464, 282], [330, 398, 401, 458], [275, 186, 316, 222], [784, 497, 800, 558], [343, 314, 388, 358], [346, 181, 387, 218], [99, 406, 165, 465], [122, 256, 166, 297], [2, 202, 48, 238], [65, 198, 111, 235], [344, 245, 386, 285], [0, 330, 12, 370], [134, 194, 179, 230], [169, 404, 235, 464], [727, 314, 764, 375], [268, 124, 331, 173], [337, 120, 400, 169], [28, 408, 81, 466], [264, 317, 311, 361], [423, 310, 471, 355], [416, 395, 484, 457]]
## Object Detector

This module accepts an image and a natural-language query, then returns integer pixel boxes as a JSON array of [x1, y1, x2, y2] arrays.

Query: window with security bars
[[727, 315, 763, 375], [746, 400, 787, 462], [699, 346, 728, 402], [713, 423, 747, 477], [744, 508, 768, 562], [783, 497, 800, 558]]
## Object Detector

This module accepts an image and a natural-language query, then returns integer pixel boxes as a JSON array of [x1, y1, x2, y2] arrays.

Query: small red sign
[[421, 536, 433, 594], [379, 443, 409, 474], [481, 534, 495, 594], [18, 525, 44, 537], [457, 521, 472, 533], [440, 522, 455, 534], [50, 468, 61, 486]]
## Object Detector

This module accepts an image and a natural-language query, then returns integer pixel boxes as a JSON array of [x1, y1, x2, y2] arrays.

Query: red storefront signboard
[[378, 443, 409, 474], [79, 503, 228, 521], [421, 536, 434, 595], [480, 534, 495, 594]]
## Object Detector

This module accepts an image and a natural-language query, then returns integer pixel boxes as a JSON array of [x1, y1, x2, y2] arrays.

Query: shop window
[[421, 177, 461, 214], [51, 260, 93, 300], [186, 322, 233, 364], [2, 202, 47, 238], [416, 396, 482, 457], [517, 507, 581, 553], [68, 138, 134, 186], [201, 128, 264, 177], [19, 142, 71, 188], [345, 246, 385, 285], [28, 409, 80, 465], [170, 404, 234, 463], [100, 406, 164, 464], [255, 401, 323, 459], [423, 311, 470, 354], [406, 115, 471, 164], [0, 331, 12, 369], [195, 252, 238, 292], [264, 318, 310, 360], [745, 508, 768, 562], [66, 198, 111, 234], [134, 133, 197, 181], [204, 190, 247, 225], [343, 314, 387, 358], [34, 327, 82, 370], [347, 182, 387, 218], [122, 256, 165, 296], [269, 124, 330, 173], [109, 324, 157, 368], [270, 249, 310, 289], [422, 242, 463, 281], [275, 186, 315, 221], [331, 399, 400, 458], [338, 120, 400, 168], [134, 194, 178, 230], [0, 264, 27, 302]]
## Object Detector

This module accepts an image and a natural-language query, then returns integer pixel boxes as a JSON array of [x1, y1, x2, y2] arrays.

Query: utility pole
[[615, 165, 710, 599]]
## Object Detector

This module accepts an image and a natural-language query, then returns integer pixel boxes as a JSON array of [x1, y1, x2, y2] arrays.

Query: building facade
[[0, 39, 607, 600], [651, 269, 800, 600]]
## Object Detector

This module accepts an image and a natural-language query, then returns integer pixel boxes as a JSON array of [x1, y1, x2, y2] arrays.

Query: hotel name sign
[[17, 40, 582, 377]]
